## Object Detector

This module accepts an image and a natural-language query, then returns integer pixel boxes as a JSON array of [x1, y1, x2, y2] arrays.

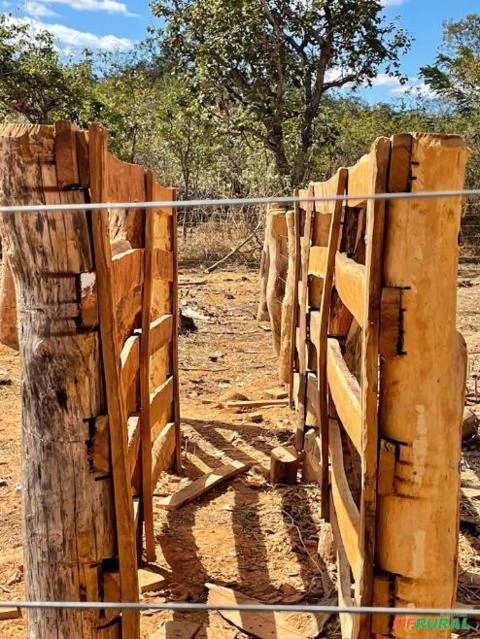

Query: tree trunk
[[0, 125, 119, 638]]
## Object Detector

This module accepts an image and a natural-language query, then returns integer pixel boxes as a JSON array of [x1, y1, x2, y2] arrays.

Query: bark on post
[[375, 134, 470, 637], [0, 125, 119, 638], [265, 205, 288, 355], [0, 258, 18, 349]]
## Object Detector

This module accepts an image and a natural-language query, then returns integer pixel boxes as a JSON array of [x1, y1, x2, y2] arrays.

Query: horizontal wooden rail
[[152, 422, 176, 487], [150, 376, 174, 438], [112, 248, 144, 304], [329, 418, 361, 583], [120, 335, 140, 393], [327, 338, 362, 453], [150, 315, 173, 354], [335, 253, 366, 327], [308, 246, 329, 279], [345, 152, 370, 208], [127, 415, 141, 479]]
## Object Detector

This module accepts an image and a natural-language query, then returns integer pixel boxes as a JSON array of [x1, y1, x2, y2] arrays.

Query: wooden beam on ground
[[89, 123, 140, 638], [334, 253, 366, 327], [327, 338, 362, 453], [156, 462, 251, 511], [270, 446, 299, 485], [329, 419, 361, 584], [0, 607, 21, 620], [206, 584, 330, 639], [138, 569, 167, 594], [224, 399, 289, 410]]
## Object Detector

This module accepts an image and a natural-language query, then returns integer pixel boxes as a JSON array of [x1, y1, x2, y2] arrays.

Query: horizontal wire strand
[[0, 601, 478, 616], [0, 189, 479, 214]]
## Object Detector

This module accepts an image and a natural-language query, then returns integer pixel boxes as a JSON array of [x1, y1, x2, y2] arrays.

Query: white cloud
[[24, 0, 137, 17], [24, 1, 59, 18], [390, 79, 437, 99], [382, 0, 410, 6], [8, 15, 134, 50]]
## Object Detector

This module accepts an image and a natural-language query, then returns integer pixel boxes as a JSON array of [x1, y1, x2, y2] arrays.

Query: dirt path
[[0, 266, 479, 637]]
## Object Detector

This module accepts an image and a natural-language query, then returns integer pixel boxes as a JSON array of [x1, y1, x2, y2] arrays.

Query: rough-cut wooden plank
[[150, 621, 200, 639], [150, 315, 173, 354], [346, 151, 371, 207], [138, 569, 167, 594], [279, 210, 296, 384], [140, 170, 156, 561], [76, 130, 90, 188], [153, 249, 174, 281], [150, 377, 174, 436], [305, 372, 319, 427], [112, 249, 144, 305], [377, 134, 469, 629], [288, 194, 302, 406], [206, 584, 328, 639], [331, 506, 360, 639], [329, 419, 361, 583], [356, 138, 391, 639], [157, 462, 251, 511], [313, 169, 347, 519], [335, 253, 366, 327], [327, 339, 362, 452], [89, 123, 140, 638], [308, 245, 329, 278], [379, 287, 403, 357], [54, 120, 80, 188], [302, 429, 322, 483], [120, 335, 140, 395], [151, 422, 176, 487], [388, 133, 413, 193], [0, 607, 21, 620], [266, 208, 288, 355], [296, 186, 314, 450], [225, 399, 289, 410], [127, 415, 141, 479]]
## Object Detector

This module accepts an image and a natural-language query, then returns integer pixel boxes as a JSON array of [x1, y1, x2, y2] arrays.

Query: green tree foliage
[[151, 0, 410, 187], [422, 15, 480, 112], [0, 15, 97, 124]]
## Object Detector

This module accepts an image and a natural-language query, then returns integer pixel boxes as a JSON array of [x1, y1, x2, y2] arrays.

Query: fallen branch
[[205, 224, 261, 274]]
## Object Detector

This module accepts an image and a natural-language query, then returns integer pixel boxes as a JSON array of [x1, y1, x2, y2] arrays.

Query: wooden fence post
[[375, 134, 470, 636], [0, 125, 120, 638], [0, 259, 18, 349]]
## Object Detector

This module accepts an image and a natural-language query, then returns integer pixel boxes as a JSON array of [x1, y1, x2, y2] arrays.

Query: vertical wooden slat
[[295, 185, 314, 451], [171, 194, 182, 473], [356, 138, 391, 639], [313, 169, 348, 520], [140, 170, 156, 561], [89, 123, 140, 639], [288, 191, 301, 408]]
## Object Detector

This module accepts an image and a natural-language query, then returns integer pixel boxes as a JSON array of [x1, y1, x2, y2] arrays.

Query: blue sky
[[1, 0, 478, 102]]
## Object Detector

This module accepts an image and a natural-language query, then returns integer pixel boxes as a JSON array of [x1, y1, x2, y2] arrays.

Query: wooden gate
[[289, 134, 469, 638]]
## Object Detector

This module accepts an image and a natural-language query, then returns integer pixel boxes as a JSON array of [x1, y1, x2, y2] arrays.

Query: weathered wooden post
[[374, 134, 470, 637], [0, 124, 127, 638], [0, 258, 18, 349]]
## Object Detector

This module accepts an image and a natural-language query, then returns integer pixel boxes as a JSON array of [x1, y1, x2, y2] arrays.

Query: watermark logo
[[393, 617, 471, 631]]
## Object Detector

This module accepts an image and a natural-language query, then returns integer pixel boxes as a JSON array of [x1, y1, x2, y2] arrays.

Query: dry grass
[[178, 218, 263, 269]]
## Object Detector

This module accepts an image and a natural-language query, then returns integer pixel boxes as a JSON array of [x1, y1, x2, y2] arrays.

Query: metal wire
[[0, 601, 478, 616], [0, 189, 479, 214]]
